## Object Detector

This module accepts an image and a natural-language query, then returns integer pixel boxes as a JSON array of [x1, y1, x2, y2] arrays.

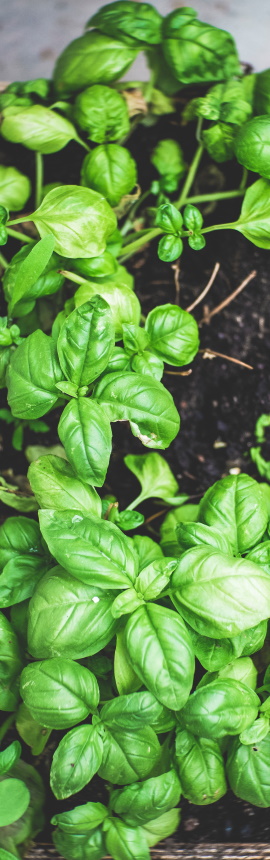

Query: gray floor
[[0, 0, 269, 85]]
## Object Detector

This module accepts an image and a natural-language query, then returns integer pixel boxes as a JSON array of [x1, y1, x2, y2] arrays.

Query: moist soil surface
[[1, 111, 270, 850]]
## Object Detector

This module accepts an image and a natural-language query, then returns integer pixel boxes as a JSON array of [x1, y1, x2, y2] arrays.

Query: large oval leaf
[[58, 397, 112, 487], [20, 657, 99, 729], [227, 734, 270, 807], [171, 546, 270, 638], [145, 304, 199, 367], [98, 724, 160, 785], [94, 371, 180, 448], [50, 723, 103, 799], [199, 473, 268, 553], [28, 454, 102, 516], [7, 331, 62, 419], [175, 730, 227, 805], [0, 777, 30, 826], [39, 509, 138, 590], [180, 678, 259, 739], [53, 31, 137, 95], [124, 603, 194, 710], [57, 296, 114, 387], [31, 185, 116, 258], [81, 144, 137, 207], [233, 178, 270, 249], [27, 566, 117, 659], [111, 770, 181, 826]]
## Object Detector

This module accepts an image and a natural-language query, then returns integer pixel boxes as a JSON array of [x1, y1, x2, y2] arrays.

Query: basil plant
[[1, 2, 270, 858]]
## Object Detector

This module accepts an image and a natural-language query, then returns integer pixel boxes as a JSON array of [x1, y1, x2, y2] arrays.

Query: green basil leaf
[[160, 503, 199, 556], [171, 546, 270, 638], [28, 454, 102, 515], [131, 352, 164, 381], [100, 691, 166, 730], [233, 620, 268, 658], [112, 588, 144, 619], [199, 473, 268, 553], [0, 612, 23, 711], [94, 371, 180, 449], [133, 535, 163, 570], [31, 185, 117, 258], [111, 770, 181, 826], [181, 679, 259, 739], [0, 778, 30, 827], [74, 269, 140, 340], [175, 729, 227, 805], [227, 734, 270, 807], [124, 452, 179, 505], [247, 540, 270, 574], [81, 144, 137, 207], [235, 116, 270, 180], [27, 566, 117, 659], [117, 510, 145, 531], [232, 178, 270, 249], [1, 105, 79, 153], [58, 397, 112, 487], [150, 139, 185, 183], [50, 723, 103, 799], [71, 250, 117, 279], [0, 741, 21, 776], [89, 3, 162, 47], [141, 808, 180, 847], [239, 715, 270, 746], [158, 235, 183, 262], [73, 84, 130, 142], [0, 515, 44, 568], [53, 826, 105, 860], [124, 603, 194, 710], [155, 203, 183, 234], [0, 165, 31, 211], [254, 69, 270, 115], [114, 629, 142, 696], [185, 624, 242, 673], [57, 296, 114, 387], [53, 31, 137, 96], [198, 656, 257, 692], [4, 244, 64, 315], [98, 724, 160, 784], [188, 233, 206, 251], [39, 509, 138, 590], [162, 9, 240, 85], [145, 303, 199, 367], [51, 801, 108, 833], [7, 330, 62, 419], [135, 558, 176, 600], [202, 122, 235, 162], [105, 819, 150, 860], [0, 555, 50, 608], [20, 657, 99, 729], [16, 703, 51, 756], [176, 522, 232, 555]]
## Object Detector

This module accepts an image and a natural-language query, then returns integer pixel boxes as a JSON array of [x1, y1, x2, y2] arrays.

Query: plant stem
[[119, 226, 162, 259], [126, 492, 147, 511], [0, 713, 15, 744], [7, 215, 32, 226], [175, 143, 204, 209], [0, 251, 8, 268], [6, 227, 33, 243], [184, 189, 245, 205], [35, 151, 44, 209]]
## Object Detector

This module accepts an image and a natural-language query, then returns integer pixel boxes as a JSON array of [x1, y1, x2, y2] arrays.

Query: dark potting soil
[[1, 110, 270, 850]]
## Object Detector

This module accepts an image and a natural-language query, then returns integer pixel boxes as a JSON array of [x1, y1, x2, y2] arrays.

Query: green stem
[[184, 189, 245, 205], [200, 221, 236, 235], [7, 215, 32, 226], [35, 151, 44, 209], [59, 269, 88, 285], [239, 166, 248, 192], [0, 713, 15, 745], [76, 134, 91, 152], [121, 189, 152, 237], [0, 251, 8, 268], [119, 226, 162, 259], [126, 492, 147, 511], [6, 227, 33, 244], [175, 142, 204, 209]]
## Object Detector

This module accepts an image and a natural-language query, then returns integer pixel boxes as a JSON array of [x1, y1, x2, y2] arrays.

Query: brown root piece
[[171, 259, 181, 305], [186, 262, 220, 313], [200, 348, 253, 370], [201, 269, 257, 324]]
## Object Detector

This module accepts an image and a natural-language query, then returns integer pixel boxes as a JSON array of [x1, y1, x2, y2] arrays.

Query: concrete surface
[[0, 0, 269, 84]]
